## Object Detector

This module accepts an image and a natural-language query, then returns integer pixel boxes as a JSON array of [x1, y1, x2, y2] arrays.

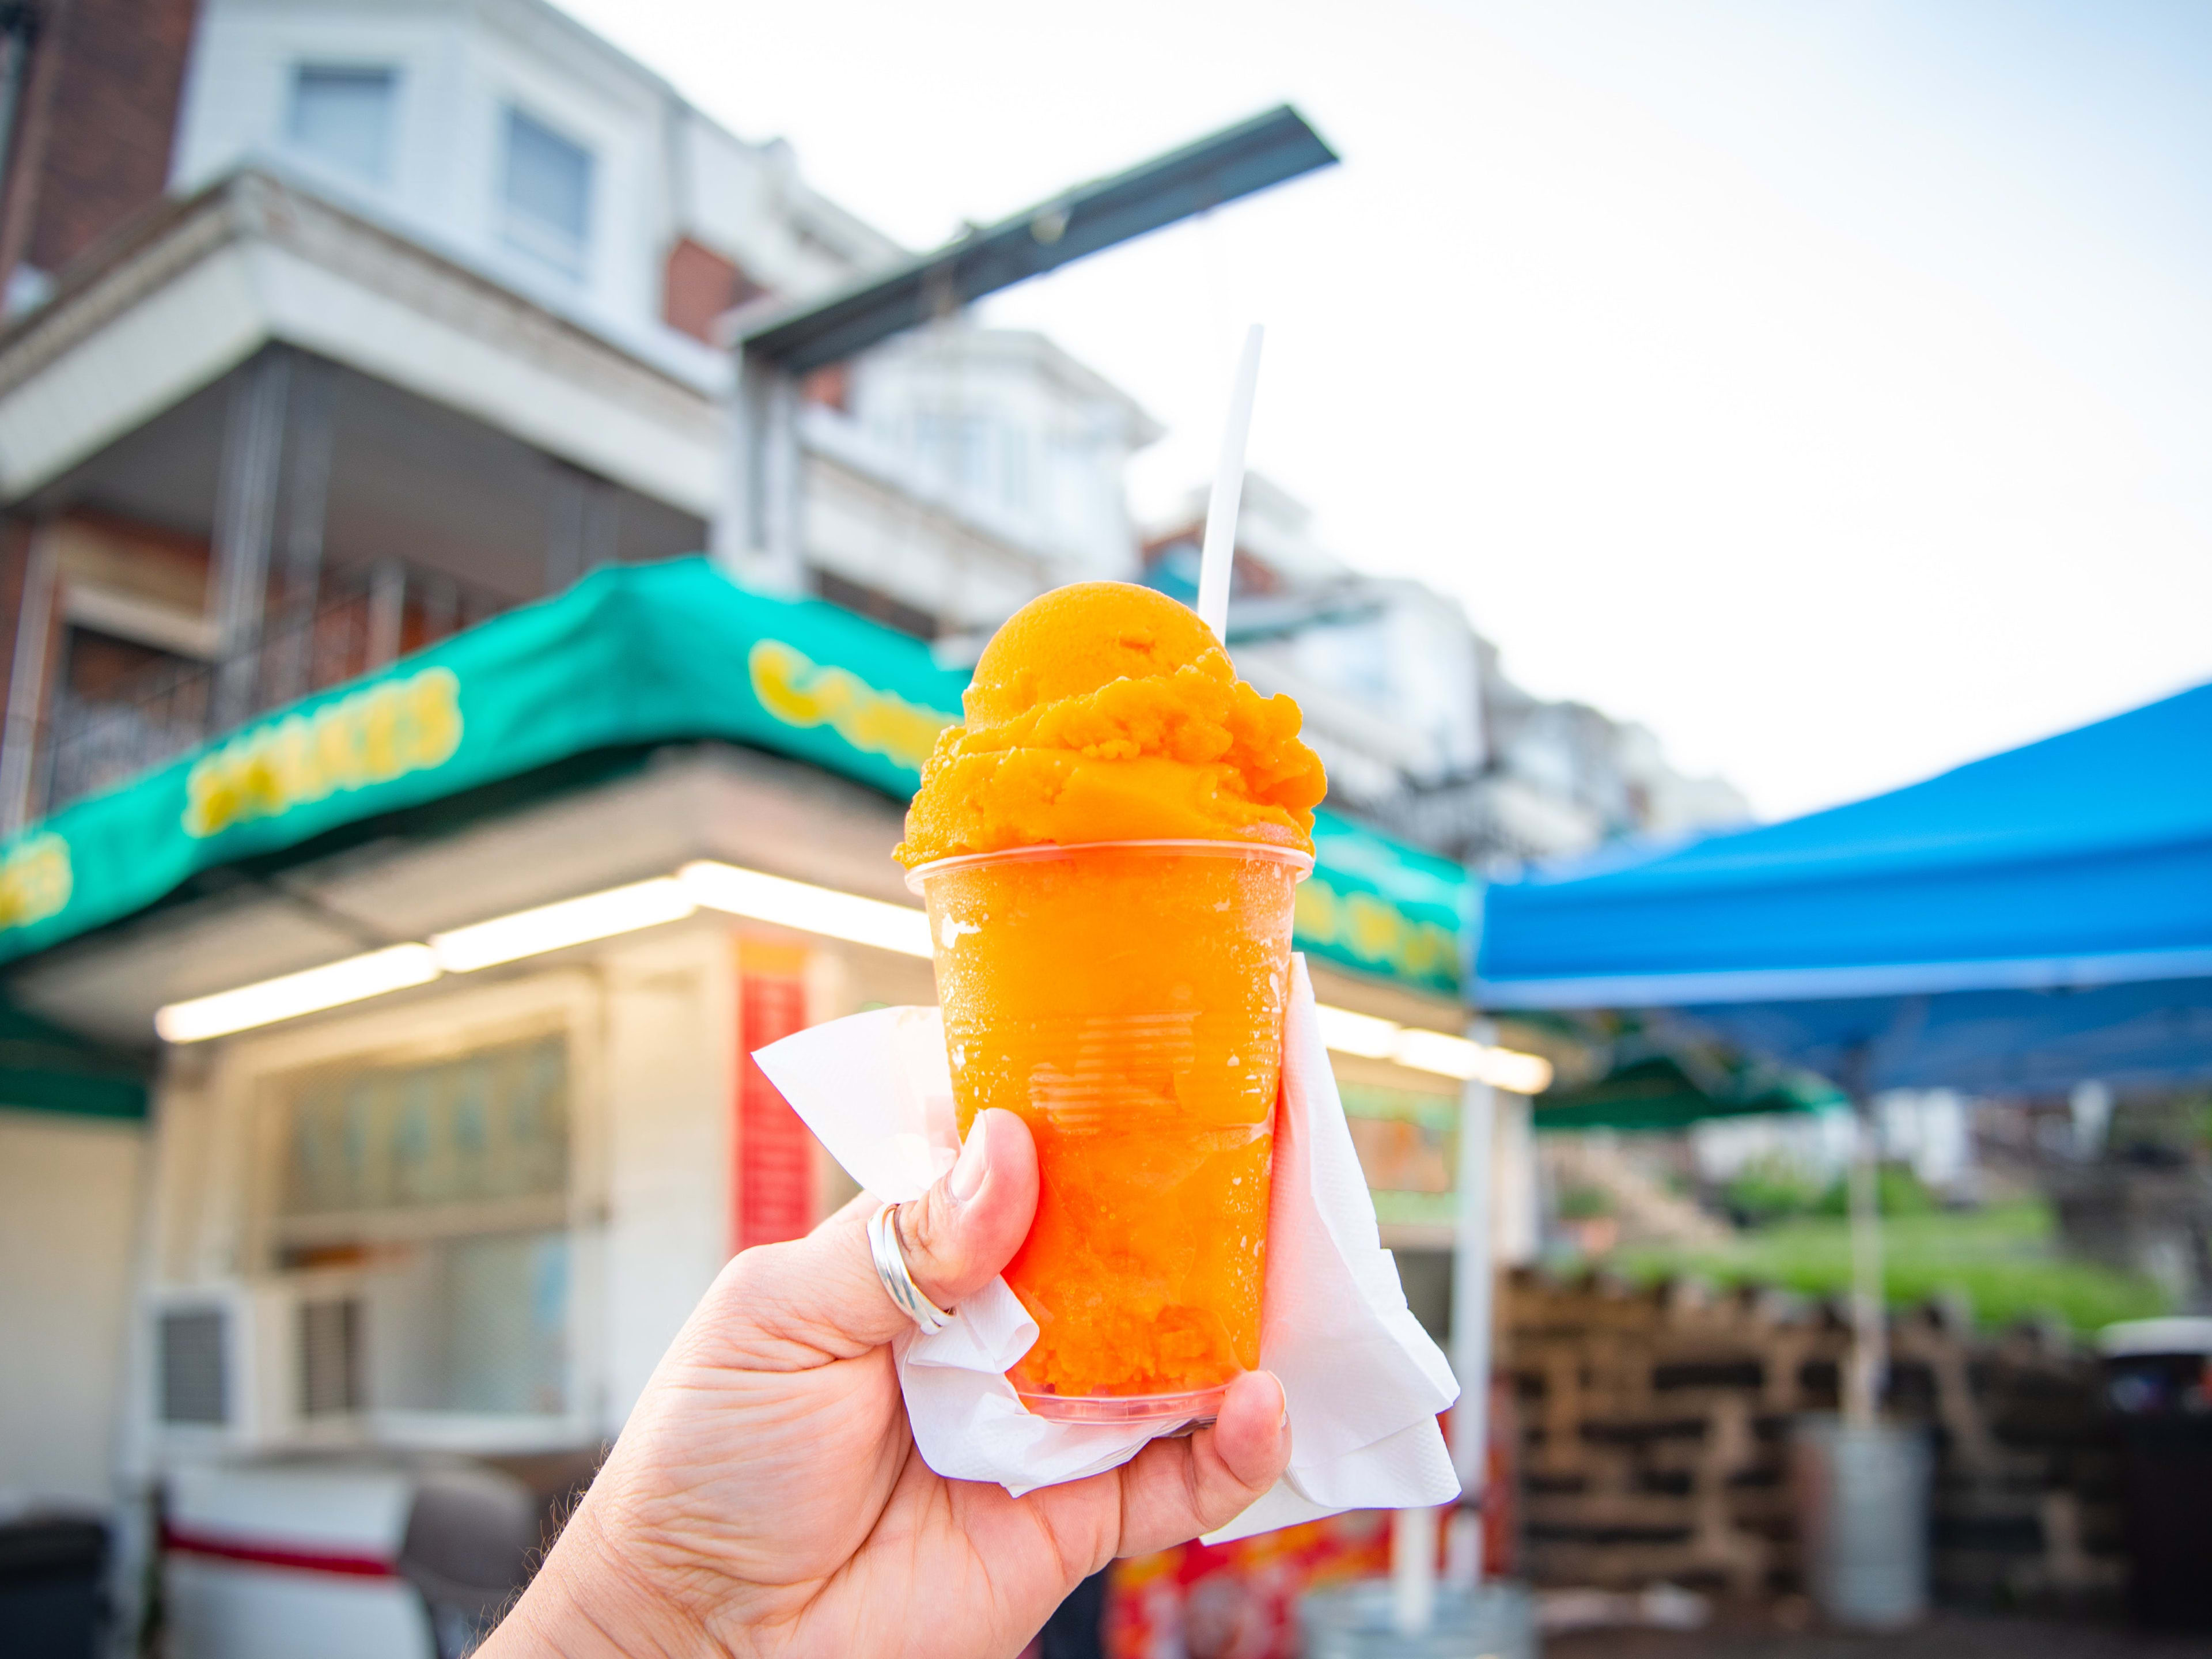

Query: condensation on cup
[[908, 838, 1310, 1425]]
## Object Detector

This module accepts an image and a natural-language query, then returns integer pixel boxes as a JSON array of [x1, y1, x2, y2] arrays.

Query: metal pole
[[209, 351, 291, 730], [710, 351, 759, 576], [1448, 1019, 1499, 1580], [544, 464, 586, 594], [714, 347, 804, 595], [270, 357, 334, 704], [1842, 1051, 1886, 1429], [365, 559, 406, 668], [582, 475, 622, 574], [760, 365, 800, 589], [1390, 1503, 1438, 1635]]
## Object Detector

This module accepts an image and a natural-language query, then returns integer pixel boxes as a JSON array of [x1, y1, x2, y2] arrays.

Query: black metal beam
[[740, 105, 1338, 376]]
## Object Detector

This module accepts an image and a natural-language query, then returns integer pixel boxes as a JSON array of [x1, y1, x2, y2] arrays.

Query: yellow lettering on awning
[[748, 639, 953, 773], [184, 666, 464, 839], [0, 833, 70, 931], [1294, 874, 1459, 986]]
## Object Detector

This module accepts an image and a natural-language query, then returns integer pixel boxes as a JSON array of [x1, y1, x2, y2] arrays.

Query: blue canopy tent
[[1472, 678, 2212, 1420], [1475, 679, 2212, 1090]]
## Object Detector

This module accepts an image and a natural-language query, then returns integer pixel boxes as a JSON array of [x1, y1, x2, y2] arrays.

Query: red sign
[[734, 965, 813, 1253]]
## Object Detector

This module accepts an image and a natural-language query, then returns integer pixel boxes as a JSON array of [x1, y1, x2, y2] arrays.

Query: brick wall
[[0, 0, 200, 287], [662, 235, 767, 344]]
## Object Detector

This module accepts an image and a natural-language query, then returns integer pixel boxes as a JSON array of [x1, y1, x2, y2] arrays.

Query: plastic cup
[[906, 838, 1309, 1425]]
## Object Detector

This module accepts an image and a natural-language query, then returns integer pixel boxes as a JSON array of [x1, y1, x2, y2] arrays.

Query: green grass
[[1611, 1200, 2171, 1334]]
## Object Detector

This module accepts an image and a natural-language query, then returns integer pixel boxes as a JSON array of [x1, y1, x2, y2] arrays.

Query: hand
[[484, 1108, 1291, 1658]]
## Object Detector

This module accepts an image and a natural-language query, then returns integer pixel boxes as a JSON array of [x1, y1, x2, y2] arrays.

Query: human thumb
[[733, 1108, 1039, 1358], [881, 1107, 1037, 1322]]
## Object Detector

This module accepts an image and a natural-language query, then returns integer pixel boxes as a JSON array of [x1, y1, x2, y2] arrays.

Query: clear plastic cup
[[906, 838, 1310, 1425]]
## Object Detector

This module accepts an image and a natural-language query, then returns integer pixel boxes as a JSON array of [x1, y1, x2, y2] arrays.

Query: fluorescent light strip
[[1312, 1002, 1402, 1059], [430, 878, 695, 972], [679, 861, 931, 957], [155, 944, 442, 1043], [1471, 1044, 1554, 1095], [150, 861, 1552, 1096], [1396, 1028, 1554, 1093], [1314, 1001, 1555, 1094], [153, 865, 935, 1041]]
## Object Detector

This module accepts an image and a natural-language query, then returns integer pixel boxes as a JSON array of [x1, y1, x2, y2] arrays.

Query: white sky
[[554, 0, 2212, 821]]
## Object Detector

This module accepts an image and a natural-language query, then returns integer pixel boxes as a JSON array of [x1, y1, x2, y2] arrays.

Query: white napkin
[[753, 955, 1462, 1542]]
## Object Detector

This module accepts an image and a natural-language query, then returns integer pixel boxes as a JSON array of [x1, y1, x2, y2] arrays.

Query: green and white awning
[[0, 558, 1472, 998]]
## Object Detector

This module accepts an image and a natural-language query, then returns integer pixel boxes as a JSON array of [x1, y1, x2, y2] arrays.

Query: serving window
[[259, 1027, 577, 1422]]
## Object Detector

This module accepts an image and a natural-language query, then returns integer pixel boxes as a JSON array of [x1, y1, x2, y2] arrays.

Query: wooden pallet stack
[[1911, 1312, 2127, 1605], [1500, 1269, 2126, 1606]]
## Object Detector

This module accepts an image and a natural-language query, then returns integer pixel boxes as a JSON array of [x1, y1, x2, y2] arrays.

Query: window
[[500, 105, 593, 276], [289, 66, 397, 184], [279, 1035, 568, 1219], [272, 1033, 573, 1418]]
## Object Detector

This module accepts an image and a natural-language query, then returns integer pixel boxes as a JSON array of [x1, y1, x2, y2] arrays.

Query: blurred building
[[0, 0, 1162, 835], [1142, 479, 1749, 865], [837, 323, 1160, 628], [2047, 1088, 2212, 1312], [1689, 1090, 1976, 1200]]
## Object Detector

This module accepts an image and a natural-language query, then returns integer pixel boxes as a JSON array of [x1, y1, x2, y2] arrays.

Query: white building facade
[[1143, 478, 1749, 866], [153, 0, 1160, 649]]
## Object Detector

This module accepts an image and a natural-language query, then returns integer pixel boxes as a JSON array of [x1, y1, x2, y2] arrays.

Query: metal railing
[[40, 560, 513, 815]]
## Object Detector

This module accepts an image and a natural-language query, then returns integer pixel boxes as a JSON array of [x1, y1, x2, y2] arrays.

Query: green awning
[[0, 999, 149, 1120], [0, 559, 1470, 998], [1300, 807, 1465, 996], [1533, 1022, 1845, 1134]]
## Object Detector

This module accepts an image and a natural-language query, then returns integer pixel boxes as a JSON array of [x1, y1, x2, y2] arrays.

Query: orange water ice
[[895, 581, 1326, 866], [900, 583, 1326, 1407], [919, 844, 1301, 1400]]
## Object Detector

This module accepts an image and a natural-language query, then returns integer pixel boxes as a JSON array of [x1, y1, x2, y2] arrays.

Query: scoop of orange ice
[[895, 581, 1327, 865]]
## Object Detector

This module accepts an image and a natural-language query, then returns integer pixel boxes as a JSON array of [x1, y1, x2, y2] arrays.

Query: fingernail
[[949, 1115, 991, 1203]]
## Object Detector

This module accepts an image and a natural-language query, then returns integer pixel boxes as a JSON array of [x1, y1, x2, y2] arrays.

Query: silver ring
[[868, 1201, 953, 1335]]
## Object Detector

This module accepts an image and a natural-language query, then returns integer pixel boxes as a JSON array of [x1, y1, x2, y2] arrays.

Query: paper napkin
[[752, 955, 1462, 1541]]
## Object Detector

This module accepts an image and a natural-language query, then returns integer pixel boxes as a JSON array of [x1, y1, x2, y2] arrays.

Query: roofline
[[0, 158, 726, 404], [0, 163, 733, 514], [495, 0, 906, 266]]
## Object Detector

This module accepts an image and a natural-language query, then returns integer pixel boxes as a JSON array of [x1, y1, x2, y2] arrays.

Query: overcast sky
[[554, 0, 2212, 821]]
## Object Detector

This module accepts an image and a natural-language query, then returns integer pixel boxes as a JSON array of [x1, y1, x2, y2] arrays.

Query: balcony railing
[[40, 560, 513, 816]]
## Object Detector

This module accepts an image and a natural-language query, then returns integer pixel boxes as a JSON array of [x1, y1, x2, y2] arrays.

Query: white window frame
[[495, 100, 596, 279], [215, 969, 608, 1453], [285, 61, 402, 188]]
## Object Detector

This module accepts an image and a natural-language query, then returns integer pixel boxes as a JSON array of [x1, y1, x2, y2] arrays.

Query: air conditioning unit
[[148, 1279, 366, 1450]]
